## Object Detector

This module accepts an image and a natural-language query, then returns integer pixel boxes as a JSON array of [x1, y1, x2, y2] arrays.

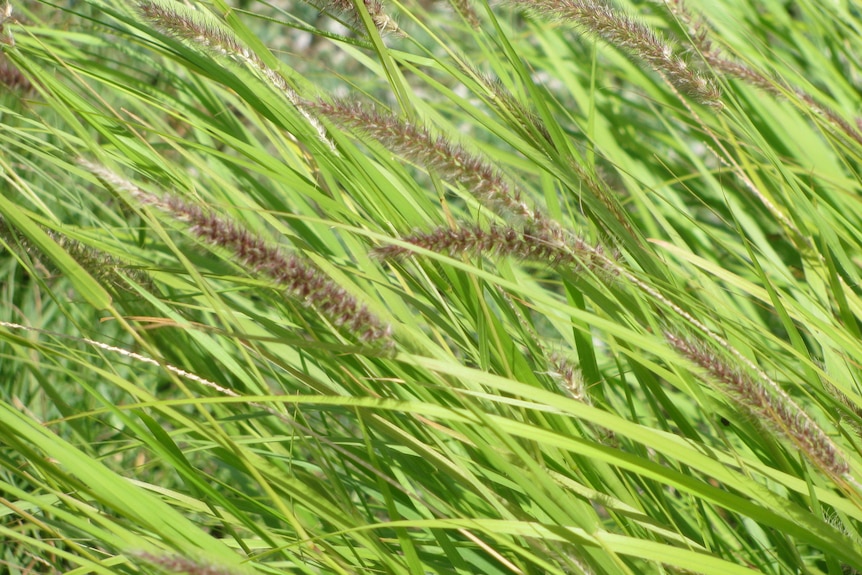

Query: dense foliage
[[2, 1, 862, 573]]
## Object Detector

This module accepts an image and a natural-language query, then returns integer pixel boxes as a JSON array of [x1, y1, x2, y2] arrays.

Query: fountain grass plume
[[370, 223, 612, 275], [309, 98, 569, 243], [503, 0, 722, 108], [665, 0, 862, 146], [136, 0, 332, 148], [0, 217, 153, 295], [306, 0, 399, 35], [665, 331, 850, 480], [131, 551, 246, 575], [448, 0, 480, 29], [80, 160, 392, 345], [0, 56, 31, 93]]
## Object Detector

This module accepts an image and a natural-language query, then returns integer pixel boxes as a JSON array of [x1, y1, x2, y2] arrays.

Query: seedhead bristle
[[309, 98, 567, 240], [665, 331, 849, 479], [136, 0, 333, 148], [81, 160, 393, 345], [371, 223, 610, 275], [504, 0, 722, 108]]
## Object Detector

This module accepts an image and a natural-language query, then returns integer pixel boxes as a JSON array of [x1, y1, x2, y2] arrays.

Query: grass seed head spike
[[665, 331, 850, 480], [503, 0, 722, 108], [80, 159, 393, 346]]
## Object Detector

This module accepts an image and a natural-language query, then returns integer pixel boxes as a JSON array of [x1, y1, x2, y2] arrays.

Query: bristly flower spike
[[0, 57, 32, 92], [503, 0, 722, 108], [370, 223, 614, 278], [136, 1, 333, 149], [665, 0, 862, 147], [131, 551, 246, 575], [308, 98, 570, 243], [666, 331, 850, 480], [309, 0, 399, 35], [80, 160, 392, 345], [0, 217, 153, 294], [547, 351, 590, 404]]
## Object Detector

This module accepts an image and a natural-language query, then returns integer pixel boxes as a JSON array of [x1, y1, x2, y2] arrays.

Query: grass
[[2, 0, 862, 573]]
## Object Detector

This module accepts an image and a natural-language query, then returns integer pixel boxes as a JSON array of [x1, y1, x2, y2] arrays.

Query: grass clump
[[2, 0, 862, 574]]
